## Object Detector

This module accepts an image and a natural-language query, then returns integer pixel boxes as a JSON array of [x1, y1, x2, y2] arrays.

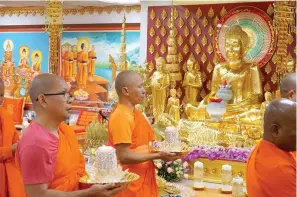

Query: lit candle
[[232, 177, 244, 197], [221, 164, 232, 192], [193, 161, 204, 189]]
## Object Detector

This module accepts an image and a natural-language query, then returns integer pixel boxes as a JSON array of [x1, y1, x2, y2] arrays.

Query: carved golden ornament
[[184, 8, 191, 19], [195, 44, 201, 55], [183, 44, 189, 55], [267, 4, 274, 16], [207, 44, 214, 55], [288, 34, 294, 45], [200, 89, 206, 98], [155, 18, 161, 29], [207, 62, 213, 73], [160, 44, 166, 55], [177, 87, 183, 98], [173, 8, 179, 20], [206, 80, 212, 90], [202, 16, 208, 28], [265, 62, 272, 74], [155, 36, 161, 46], [271, 72, 278, 84], [220, 7, 227, 17], [202, 72, 207, 82], [272, 54, 278, 64], [196, 26, 202, 36], [161, 9, 167, 20], [189, 34, 196, 46], [264, 82, 271, 92], [208, 7, 214, 18], [201, 35, 208, 46], [196, 7, 202, 19], [178, 52, 183, 63], [189, 17, 196, 28], [160, 26, 167, 37], [0, 7, 45, 17], [150, 9, 156, 20], [213, 54, 219, 64], [178, 17, 184, 28], [155, 52, 160, 60], [149, 44, 155, 54], [208, 26, 214, 36], [183, 26, 190, 37], [201, 53, 207, 64], [177, 35, 183, 46], [173, 26, 178, 37], [149, 27, 155, 37], [213, 16, 219, 27], [167, 19, 172, 28]]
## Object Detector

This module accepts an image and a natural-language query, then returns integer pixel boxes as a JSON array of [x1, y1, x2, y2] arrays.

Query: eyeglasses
[[36, 91, 74, 102]]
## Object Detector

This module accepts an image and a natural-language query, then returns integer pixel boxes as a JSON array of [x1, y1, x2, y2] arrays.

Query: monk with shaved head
[[17, 73, 126, 197], [108, 70, 181, 197], [0, 79, 26, 197], [246, 98, 296, 197], [280, 72, 296, 101]]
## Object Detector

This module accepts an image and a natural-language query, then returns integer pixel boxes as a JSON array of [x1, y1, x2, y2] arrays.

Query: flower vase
[[216, 83, 233, 104]]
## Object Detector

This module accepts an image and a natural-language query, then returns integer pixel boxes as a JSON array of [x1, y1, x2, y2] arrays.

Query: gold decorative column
[[45, 0, 64, 74], [273, 1, 296, 83], [118, 14, 128, 71]]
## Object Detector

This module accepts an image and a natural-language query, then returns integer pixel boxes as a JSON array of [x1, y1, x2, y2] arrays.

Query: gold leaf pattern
[[184, 8, 190, 19], [190, 17, 196, 28], [260, 72, 265, 82], [196, 7, 202, 19], [288, 34, 294, 45], [196, 26, 201, 36], [167, 19, 172, 28], [160, 26, 167, 37], [161, 9, 167, 20], [149, 27, 155, 37], [207, 44, 214, 55], [208, 7, 214, 18], [149, 44, 155, 54], [150, 9, 156, 20], [178, 52, 183, 63], [160, 44, 166, 54], [183, 44, 189, 55], [155, 36, 161, 46], [178, 17, 184, 28], [189, 34, 196, 46], [213, 16, 219, 27], [220, 7, 227, 17], [173, 26, 178, 37], [267, 4, 274, 16], [155, 18, 161, 28], [177, 35, 184, 46], [200, 89, 206, 98], [183, 26, 190, 37], [207, 62, 213, 73], [206, 80, 211, 90], [155, 52, 160, 60], [202, 16, 208, 27], [208, 26, 214, 36], [202, 71, 207, 82], [213, 54, 219, 64], [173, 8, 179, 20], [271, 72, 278, 84], [201, 53, 207, 64], [265, 62, 272, 74], [201, 35, 208, 46], [264, 82, 271, 92], [195, 44, 201, 55], [272, 54, 278, 64]]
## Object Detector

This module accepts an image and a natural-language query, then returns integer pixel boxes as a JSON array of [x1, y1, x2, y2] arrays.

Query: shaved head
[[115, 70, 141, 96], [280, 73, 296, 101], [263, 98, 296, 151]]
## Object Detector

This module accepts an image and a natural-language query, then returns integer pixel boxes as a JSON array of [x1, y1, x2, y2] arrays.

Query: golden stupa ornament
[[155, 36, 161, 46], [150, 9, 156, 20], [208, 7, 214, 18], [149, 44, 155, 54], [220, 7, 227, 17], [149, 27, 155, 37], [195, 44, 201, 55], [265, 62, 272, 74], [177, 35, 183, 46], [202, 16, 208, 27], [201, 35, 208, 46], [189, 34, 196, 46], [117, 14, 129, 71], [196, 7, 202, 19], [183, 26, 190, 37], [184, 8, 190, 19], [190, 17, 196, 28], [178, 17, 184, 28], [196, 26, 201, 36], [155, 18, 161, 28], [161, 9, 167, 20]]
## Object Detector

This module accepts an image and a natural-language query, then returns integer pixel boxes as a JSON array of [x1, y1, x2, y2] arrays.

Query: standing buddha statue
[[72, 45, 77, 81], [151, 57, 170, 122], [88, 45, 97, 82], [2, 40, 16, 96], [77, 43, 88, 90], [166, 89, 180, 122]]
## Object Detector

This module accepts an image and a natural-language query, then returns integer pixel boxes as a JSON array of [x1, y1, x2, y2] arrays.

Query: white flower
[[184, 174, 189, 179], [176, 159, 182, 163], [183, 161, 189, 168]]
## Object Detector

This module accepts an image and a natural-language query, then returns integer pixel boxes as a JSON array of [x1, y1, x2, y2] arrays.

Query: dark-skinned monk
[[0, 79, 26, 197], [108, 70, 182, 197], [17, 73, 126, 197], [280, 72, 296, 102], [246, 98, 296, 197]]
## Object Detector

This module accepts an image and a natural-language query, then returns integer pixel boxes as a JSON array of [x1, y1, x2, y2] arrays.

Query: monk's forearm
[[118, 151, 160, 164]]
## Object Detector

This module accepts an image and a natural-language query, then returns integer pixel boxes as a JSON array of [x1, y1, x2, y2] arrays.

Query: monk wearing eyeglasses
[[17, 73, 126, 197], [0, 79, 26, 197]]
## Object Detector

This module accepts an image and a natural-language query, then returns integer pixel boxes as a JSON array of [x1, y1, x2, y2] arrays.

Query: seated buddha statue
[[188, 25, 263, 124]]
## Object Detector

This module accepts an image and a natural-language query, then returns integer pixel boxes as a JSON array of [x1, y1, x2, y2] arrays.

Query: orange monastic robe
[[68, 51, 74, 81], [61, 51, 67, 77], [88, 51, 97, 78], [108, 104, 158, 197], [246, 140, 296, 197], [73, 52, 77, 78], [0, 108, 26, 197], [63, 52, 71, 81], [77, 51, 88, 89]]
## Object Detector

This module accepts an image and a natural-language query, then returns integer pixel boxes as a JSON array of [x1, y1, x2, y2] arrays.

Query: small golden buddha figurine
[[166, 89, 180, 122], [260, 92, 272, 115], [151, 57, 170, 122], [182, 59, 202, 105]]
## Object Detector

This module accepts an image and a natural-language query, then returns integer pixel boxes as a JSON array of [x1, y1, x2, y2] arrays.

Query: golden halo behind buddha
[[3, 39, 14, 51], [19, 45, 29, 57], [31, 50, 43, 63], [77, 38, 90, 52]]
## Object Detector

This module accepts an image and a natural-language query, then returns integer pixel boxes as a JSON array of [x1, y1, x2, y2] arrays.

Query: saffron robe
[[88, 51, 96, 78], [0, 108, 26, 197], [108, 104, 158, 197], [77, 51, 88, 89], [246, 140, 296, 197]]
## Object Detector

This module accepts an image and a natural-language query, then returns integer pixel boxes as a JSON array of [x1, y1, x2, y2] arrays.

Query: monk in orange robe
[[108, 71, 181, 197], [72, 45, 77, 80], [0, 79, 26, 197], [61, 46, 67, 78], [63, 47, 72, 81], [67, 46, 74, 82], [77, 43, 88, 89], [246, 98, 296, 197], [17, 73, 126, 197], [88, 45, 97, 81]]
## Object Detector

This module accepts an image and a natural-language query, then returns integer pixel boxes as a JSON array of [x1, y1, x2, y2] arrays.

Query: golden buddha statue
[[260, 92, 272, 115], [166, 89, 180, 122], [77, 43, 88, 90], [18, 48, 30, 69], [182, 59, 202, 105], [32, 51, 42, 73], [3, 40, 14, 66], [151, 57, 170, 122]]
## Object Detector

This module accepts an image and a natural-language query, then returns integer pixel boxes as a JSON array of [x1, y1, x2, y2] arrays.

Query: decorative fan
[[215, 6, 276, 67]]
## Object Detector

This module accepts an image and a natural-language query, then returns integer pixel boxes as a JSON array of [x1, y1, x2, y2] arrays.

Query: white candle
[[222, 164, 232, 171], [96, 145, 117, 172], [232, 177, 244, 197], [97, 145, 114, 152], [165, 126, 179, 145], [193, 161, 204, 189], [221, 164, 232, 192]]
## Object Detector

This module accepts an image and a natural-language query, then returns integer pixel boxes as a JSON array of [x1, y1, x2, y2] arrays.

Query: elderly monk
[[246, 98, 296, 197], [0, 79, 26, 197], [108, 70, 181, 197], [280, 72, 296, 101], [17, 73, 126, 197]]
